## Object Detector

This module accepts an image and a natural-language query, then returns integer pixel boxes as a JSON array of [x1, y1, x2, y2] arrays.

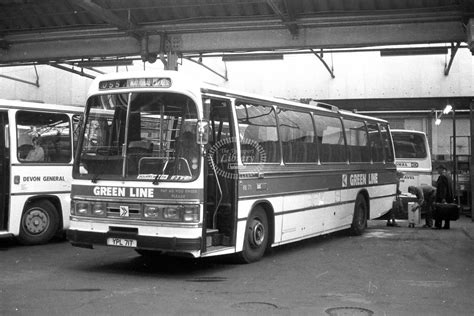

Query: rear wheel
[[18, 200, 59, 245], [350, 195, 368, 235], [237, 206, 269, 263]]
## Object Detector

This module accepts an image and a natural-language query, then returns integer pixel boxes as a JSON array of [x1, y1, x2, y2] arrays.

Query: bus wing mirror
[[197, 120, 209, 145], [203, 98, 211, 119]]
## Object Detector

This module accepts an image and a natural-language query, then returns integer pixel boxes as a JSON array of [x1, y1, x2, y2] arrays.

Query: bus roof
[[391, 129, 427, 135], [0, 98, 84, 113], [88, 70, 388, 124]]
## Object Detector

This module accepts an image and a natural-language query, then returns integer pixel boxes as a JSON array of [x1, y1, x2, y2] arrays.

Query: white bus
[[392, 129, 432, 193], [67, 71, 398, 262], [0, 99, 83, 244]]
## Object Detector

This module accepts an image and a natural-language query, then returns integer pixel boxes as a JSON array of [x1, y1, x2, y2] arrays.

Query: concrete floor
[[1, 215, 473, 315]]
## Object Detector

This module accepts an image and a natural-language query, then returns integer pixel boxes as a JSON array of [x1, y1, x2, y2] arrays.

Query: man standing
[[434, 164, 454, 229]]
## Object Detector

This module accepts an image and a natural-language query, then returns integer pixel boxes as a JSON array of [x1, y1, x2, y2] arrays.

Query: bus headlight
[[144, 204, 200, 222], [92, 203, 107, 217], [144, 205, 161, 218], [75, 202, 90, 216], [163, 207, 181, 221]]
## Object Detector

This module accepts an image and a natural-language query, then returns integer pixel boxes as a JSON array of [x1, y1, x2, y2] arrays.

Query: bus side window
[[277, 109, 316, 163], [314, 115, 346, 163], [236, 102, 280, 164], [381, 125, 394, 162], [16, 111, 72, 163], [367, 123, 384, 162], [343, 119, 369, 163], [208, 99, 234, 169]]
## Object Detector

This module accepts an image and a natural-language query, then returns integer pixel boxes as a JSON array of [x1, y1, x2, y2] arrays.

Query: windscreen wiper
[[152, 159, 169, 185], [91, 172, 102, 183]]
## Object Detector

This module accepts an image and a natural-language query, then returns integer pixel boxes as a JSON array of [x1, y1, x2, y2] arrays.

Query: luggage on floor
[[433, 203, 460, 221], [408, 202, 421, 228]]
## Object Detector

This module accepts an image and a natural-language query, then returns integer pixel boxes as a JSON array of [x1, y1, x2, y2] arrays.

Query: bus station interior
[[1, 0, 474, 213]]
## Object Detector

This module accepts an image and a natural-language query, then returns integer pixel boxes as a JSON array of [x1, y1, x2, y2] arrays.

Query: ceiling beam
[[176, 20, 465, 53], [265, 0, 298, 36], [74, 0, 137, 31], [467, 18, 474, 54], [0, 34, 162, 64], [0, 20, 465, 64]]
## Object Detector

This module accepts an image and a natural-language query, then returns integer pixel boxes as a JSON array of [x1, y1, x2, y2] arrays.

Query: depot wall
[[1, 48, 472, 105], [215, 49, 473, 99], [0, 65, 90, 106]]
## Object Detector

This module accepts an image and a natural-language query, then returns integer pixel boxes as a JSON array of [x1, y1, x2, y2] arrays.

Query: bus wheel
[[238, 206, 269, 263], [18, 200, 59, 245], [350, 195, 368, 236]]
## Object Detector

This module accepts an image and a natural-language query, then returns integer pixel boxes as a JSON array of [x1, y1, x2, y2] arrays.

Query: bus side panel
[[366, 183, 398, 219], [8, 194, 70, 236], [7, 195, 28, 235], [235, 196, 283, 253], [9, 164, 73, 235], [399, 172, 432, 193], [281, 190, 353, 242]]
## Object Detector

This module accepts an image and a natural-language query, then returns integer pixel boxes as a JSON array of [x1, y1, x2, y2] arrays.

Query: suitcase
[[433, 203, 460, 221], [407, 202, 421, 228]]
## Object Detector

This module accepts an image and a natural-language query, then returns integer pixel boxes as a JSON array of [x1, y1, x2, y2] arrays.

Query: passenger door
[[205, 97, 237, 246], [0, 111, 9, 230]]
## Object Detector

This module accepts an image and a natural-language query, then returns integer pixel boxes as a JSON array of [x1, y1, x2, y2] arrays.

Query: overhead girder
[[266, 0, 298, 36], [0, 34, 161, 64], [468, 18, 474, 54], [0, 19, 466, 64], [74, 0, 137, 31]]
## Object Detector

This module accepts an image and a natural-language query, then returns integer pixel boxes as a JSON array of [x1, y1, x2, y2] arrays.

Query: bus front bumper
[[66, 229, 202, 252]]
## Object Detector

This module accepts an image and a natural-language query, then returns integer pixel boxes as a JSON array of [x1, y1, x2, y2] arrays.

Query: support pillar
[[165, 53, 179, 70], [468, 18, 474, 55], [470, 101, 474, 220]]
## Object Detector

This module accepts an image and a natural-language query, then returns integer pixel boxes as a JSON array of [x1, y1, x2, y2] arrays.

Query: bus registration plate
[[107, 237, 137, 248]]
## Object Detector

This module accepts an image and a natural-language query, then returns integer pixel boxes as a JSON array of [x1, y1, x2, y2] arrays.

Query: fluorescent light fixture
[[380, 47, 448, 57], [222, 53, 284, 62], [443, 104, 452, 114], [75, 59, 134, 67]]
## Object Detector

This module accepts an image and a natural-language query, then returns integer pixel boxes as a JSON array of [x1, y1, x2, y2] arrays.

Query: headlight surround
[[73, 200, 200, 222], [144, 204, 200, 222], [163, 206, 181, 221], [92, 203, 107, 217], [75, 201, 90, 216], [143, 205, 161, 218], [183, 205, 200, 222]]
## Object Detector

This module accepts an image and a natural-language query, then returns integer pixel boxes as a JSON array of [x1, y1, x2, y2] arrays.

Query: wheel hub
[[25, 210, 48, 234], [250, 221, 265, 247]]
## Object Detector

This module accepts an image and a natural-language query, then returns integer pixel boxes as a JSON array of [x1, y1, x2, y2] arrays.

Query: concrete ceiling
[[0, 0, 473, 66]]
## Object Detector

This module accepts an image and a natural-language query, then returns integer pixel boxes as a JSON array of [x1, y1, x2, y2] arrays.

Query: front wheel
[[237, 206, 269, 263], [18, 200, 59, 245], [350, 195, 368, 236]]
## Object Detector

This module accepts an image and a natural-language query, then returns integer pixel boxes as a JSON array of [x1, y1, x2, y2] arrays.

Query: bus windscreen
[[392, 133, 427, 159]]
